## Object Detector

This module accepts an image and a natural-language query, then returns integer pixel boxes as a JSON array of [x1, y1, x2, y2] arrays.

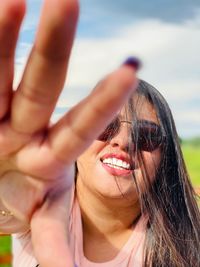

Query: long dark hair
[[129, 80, 200, 267]]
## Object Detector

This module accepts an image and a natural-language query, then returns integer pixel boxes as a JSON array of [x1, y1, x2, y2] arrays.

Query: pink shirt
[[12, 189, 147, 267]]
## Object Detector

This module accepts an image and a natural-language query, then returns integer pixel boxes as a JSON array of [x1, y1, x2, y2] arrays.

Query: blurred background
[[1, 0, 200, 266]]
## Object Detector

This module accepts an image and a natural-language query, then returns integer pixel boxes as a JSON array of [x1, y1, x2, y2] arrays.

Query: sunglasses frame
[[97, 117, 166, 152]]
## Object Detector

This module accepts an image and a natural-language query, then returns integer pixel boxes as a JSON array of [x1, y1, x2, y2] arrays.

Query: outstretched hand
[[0, 0, 137, 266]]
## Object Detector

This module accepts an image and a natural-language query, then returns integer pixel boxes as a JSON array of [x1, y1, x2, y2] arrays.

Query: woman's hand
[[0, 0, 137, 266]]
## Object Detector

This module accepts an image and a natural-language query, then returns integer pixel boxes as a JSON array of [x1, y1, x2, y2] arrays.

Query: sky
[[15, 0, 200, 138]]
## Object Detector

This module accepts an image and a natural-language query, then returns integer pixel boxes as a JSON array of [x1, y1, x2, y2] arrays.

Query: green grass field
[[0, 145, 199, 264], [0, 235, 11, 267], [182, 145, 200, 187], [0, 235, 10, 254]]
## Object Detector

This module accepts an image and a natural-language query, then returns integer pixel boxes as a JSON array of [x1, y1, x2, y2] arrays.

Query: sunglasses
[[98, 117, 165, 152]]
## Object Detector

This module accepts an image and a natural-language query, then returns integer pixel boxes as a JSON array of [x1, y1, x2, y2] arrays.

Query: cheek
[[77, 153, 92, 178], [133, 150, 161, 194], [140, 149, 161, 181], [78, 141, 105, 161], [77, 141, 105, 173]]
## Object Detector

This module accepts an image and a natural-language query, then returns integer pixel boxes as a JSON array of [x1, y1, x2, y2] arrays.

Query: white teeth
[[113, 158, 117, 165], [122, 162, 128, 169], [102, 158, 130, 170], [103, 158, 112, 164]]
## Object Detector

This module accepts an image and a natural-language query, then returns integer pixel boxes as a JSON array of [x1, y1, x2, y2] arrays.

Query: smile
[[100, 154, 134, 176], [102, 158, 131, 170]]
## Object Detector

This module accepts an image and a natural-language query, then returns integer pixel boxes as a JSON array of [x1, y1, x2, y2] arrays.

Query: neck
[[76, 178, 141, 238]]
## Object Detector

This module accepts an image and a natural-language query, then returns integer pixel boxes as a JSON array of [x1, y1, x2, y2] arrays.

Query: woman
[[4, 79, 200, 267], [0, 1, 199, 267], [70, 80, 200, 267]]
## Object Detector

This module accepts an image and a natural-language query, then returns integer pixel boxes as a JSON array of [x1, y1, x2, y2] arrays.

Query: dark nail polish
[[123, 57, 141, 71]]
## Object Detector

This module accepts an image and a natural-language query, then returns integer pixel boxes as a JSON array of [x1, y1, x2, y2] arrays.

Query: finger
[[0, 0, 26, 119], [48, 64, 138, 163], [11, 0, 79, 134], [31, 191, 74, 267]]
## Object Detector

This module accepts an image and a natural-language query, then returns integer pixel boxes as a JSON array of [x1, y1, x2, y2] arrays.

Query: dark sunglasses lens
[[97, 118, 120, 141], [134, 121, 164, 152], [98, 119, 164, 151]]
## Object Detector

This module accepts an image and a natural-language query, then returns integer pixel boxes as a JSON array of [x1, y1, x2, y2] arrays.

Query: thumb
[[30, 189, 74, 267]]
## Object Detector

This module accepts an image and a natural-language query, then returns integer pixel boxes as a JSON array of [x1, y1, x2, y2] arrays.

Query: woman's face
[[77, 97, 162, 204]]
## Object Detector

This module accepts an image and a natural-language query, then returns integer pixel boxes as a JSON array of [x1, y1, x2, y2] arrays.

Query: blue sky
[[15, 0, 200, 138]]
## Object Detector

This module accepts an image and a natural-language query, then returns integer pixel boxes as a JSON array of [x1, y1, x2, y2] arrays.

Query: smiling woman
[[1, 78, 200, 266], [0, 1, 199, 267], [74, 80, 200, 266]]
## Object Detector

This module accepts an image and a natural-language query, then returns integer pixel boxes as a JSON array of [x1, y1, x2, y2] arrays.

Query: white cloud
[[15, 14, 200, 138]]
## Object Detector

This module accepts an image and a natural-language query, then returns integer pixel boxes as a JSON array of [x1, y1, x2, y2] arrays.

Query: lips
[[100, 153, 134, 176]]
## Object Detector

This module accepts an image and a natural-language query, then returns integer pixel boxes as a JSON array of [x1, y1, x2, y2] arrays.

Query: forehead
[[121, 94, 158, 124]]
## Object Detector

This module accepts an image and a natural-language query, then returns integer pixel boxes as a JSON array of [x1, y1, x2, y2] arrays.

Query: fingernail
[[123, 57, 141, 71]]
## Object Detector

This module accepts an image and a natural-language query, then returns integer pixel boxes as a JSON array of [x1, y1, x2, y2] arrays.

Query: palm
[[0, 1, 137, 266]]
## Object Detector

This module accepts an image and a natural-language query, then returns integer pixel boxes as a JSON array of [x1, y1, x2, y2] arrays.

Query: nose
[[109, 123, 131, 151]]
